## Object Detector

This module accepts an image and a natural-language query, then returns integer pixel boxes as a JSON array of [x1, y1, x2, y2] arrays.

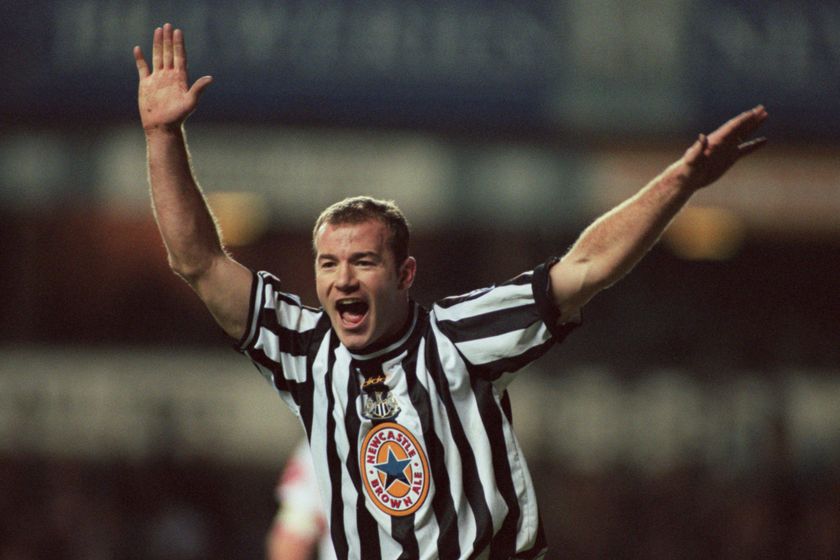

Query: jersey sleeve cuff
[[235, 270, 263, 353], [532, 256, 581, 343]]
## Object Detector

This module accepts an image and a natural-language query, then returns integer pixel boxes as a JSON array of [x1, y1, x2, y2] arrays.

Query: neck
[[355, 300, 414, 357]]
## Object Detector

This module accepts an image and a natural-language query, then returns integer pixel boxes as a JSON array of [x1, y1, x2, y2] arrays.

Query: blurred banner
[[3, 0, 837, 139]]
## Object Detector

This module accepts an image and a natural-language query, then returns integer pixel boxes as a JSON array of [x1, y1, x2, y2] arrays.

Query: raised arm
[[135, 24, 252, 339], [550, 106, 768, 321]]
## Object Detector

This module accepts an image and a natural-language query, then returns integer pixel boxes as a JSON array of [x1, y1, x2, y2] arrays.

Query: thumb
[[189, 75, 214, 100], [683, 133, 708, 166]]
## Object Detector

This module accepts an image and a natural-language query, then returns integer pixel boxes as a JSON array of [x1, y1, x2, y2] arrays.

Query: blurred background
[[2, 1, 839, 558]]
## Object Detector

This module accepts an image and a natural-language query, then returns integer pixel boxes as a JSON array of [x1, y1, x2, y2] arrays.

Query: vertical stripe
[[393, 515, 419, 560], [300, 315, 332, 441], [402, 340, 461, 559], [471, 376, 519, 560], [424, 333, 494, 557], [344, 361, 382, 560], [324, 336, 349, 560]]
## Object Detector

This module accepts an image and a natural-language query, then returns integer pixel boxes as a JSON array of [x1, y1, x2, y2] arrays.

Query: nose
[[335, 263, 358, 293]]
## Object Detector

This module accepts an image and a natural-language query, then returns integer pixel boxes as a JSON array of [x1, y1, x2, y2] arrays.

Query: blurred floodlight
[[205, 191, 271, 247], [663, 205, 746, 261]]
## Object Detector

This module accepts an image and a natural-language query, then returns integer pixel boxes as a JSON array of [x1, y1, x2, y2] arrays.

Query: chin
[[332, 315, 375, 351], [338, 331, 371, 352]]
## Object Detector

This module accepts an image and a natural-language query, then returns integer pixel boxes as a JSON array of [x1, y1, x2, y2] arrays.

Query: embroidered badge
[[360, 422, 429, 516], [362, 390, 401, 421], [359, 370, 401, 421]]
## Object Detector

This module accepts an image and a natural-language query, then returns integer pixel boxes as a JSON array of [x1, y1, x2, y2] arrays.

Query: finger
[[173, 28, 187, 71], [188, 75, 214, 100], [712, 110, 755, 142], [737, 136, 767, 158], [152, 26, 163, 70], [730, 105, 768, 140], [163, 23, 174, 69], [712, 105, 768, 144], [133, 46, 150, 79]]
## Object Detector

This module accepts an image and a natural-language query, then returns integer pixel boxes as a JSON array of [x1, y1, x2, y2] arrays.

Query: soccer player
[[134, 23, 767, 560]]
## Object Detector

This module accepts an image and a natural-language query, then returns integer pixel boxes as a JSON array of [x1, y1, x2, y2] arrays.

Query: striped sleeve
[[431, 258, 579, 381], [237, 271, 325, 403]]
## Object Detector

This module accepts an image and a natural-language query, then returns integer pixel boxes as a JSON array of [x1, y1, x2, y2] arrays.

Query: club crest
[[358, 370, 400, 421], [362, 390, 401, 421], [360, 422, 430, 517]]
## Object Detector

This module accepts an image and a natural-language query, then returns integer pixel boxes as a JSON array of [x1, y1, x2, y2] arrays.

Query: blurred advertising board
[[2, 0, 837, 140]]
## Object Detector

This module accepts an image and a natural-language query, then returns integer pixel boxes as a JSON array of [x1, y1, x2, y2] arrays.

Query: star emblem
[[373, 448, 411, 490]]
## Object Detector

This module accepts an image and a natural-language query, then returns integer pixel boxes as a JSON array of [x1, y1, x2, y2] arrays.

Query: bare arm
[[135, 24, 252, 339], [550, 106, 769, 321]]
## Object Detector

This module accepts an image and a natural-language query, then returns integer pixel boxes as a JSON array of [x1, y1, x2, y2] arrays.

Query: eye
[[319, 260, 336, 270]]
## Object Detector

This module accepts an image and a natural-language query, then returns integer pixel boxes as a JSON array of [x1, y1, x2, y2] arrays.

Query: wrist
[[143, 122, 184, 139], [662, 160, 702, 195]]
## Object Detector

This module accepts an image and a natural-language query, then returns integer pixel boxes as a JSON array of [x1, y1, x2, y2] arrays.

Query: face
[[314, 219, 416, 352]]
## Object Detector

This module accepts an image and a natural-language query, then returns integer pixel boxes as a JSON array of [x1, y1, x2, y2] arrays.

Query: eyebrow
[[317, 251, 382, 262]]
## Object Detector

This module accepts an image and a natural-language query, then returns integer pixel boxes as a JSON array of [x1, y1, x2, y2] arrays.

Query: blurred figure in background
[[268, 441, 335, 560]]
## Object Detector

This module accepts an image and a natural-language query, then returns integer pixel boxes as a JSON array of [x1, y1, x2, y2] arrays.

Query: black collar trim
[[347, 302, 419, 362]]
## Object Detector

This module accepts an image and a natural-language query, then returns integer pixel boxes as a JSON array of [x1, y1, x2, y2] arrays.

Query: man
[[134, 23, 767, 560]]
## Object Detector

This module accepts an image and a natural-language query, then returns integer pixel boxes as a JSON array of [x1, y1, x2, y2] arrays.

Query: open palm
[[134, 24, 212, 130]]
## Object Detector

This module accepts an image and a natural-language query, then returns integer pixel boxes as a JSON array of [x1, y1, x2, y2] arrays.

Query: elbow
[[579, 263, 625, 308], [570, 253, 612, 291], [571, 249, 625, 292], [552, 256, 614, 317], [167, 253, 217, 285]]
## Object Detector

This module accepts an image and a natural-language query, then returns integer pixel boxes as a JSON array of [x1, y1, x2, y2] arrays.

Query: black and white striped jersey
[[238, 258, 578, 560]]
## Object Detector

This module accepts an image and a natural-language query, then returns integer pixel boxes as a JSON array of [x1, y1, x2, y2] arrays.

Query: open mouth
[[336, 298, 369, 328]]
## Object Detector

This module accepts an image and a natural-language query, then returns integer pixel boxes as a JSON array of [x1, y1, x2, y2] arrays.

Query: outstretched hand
[[679, 105, 768, 190], [134, 23, 212, 131]]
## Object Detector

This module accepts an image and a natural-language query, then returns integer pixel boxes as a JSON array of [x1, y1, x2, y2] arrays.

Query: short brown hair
[[312, 196, 410, 264]]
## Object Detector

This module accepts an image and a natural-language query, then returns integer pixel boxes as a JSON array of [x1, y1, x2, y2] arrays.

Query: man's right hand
[[134, 23, 213, 132]]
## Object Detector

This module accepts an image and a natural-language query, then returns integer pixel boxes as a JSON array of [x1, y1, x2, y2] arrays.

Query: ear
[[398, 257, 417, 291]]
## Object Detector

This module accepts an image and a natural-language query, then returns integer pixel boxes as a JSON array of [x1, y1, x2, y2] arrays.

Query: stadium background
[[2, 1, 839, 557]]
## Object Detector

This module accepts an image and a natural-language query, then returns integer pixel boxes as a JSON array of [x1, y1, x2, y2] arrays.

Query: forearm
[[549, 106, 766, 319], [551, 160, 694, 317], [571, 160, 693, 288], [135, 24, 252, 339], [146, 125, 225, 281]]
